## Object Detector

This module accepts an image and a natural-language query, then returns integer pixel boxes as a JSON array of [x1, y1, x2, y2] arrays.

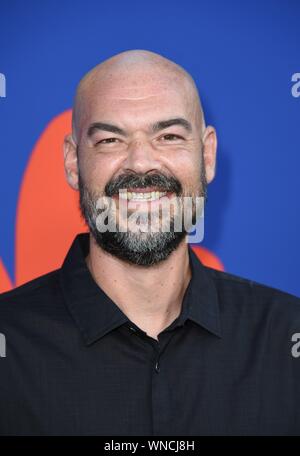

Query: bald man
[[0, 50, 300, 436]]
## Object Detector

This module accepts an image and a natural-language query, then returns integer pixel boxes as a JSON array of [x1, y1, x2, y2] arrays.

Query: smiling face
[[64, 50, 217, 266]]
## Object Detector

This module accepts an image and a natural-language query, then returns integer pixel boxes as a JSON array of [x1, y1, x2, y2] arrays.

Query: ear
[[63, 134, 79, 190], [202, 126, 217, 184]]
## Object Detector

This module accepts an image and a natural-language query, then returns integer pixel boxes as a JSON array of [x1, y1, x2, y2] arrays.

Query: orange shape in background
[[15, 110, 87, 286], [192, 245, 224, 271], [0, 258, 13, 292], [0, 110, 223, 294]]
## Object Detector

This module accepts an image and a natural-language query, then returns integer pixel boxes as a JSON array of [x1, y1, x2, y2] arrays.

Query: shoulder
[[204, 266, 300, 328], [0, 269, 62, 315], [205, 265, 300, 303]]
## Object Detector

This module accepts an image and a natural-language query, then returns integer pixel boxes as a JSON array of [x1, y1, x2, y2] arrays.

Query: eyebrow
[[86, 117, 192, 138], [152, 118, 192, 133]]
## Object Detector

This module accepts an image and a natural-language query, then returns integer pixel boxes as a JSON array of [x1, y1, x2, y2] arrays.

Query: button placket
[[151, 334, 176, 435], [152, 339, 161, 374], [154, 359, 160, 373]]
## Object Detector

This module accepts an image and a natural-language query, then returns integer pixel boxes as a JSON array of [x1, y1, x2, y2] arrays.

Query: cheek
[[165, 149, 201, 184], [79, 154, 120, 192]]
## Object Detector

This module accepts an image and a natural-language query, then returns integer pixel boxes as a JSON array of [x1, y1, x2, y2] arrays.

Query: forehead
[[80, 75, 196, 132]]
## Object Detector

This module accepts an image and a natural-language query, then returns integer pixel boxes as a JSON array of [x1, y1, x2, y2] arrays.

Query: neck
[[86, 235, 192, 340]]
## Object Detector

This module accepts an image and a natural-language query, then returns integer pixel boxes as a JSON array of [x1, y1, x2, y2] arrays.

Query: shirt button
[[129, 326, 137, 333], [155, 360, 160, 373]]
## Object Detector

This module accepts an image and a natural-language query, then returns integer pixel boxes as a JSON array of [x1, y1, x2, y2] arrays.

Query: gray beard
[[78, 173, 206, 267], [90, 228, 186, 267]]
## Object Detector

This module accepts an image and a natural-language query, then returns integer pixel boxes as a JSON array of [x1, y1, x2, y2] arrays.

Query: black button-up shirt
[[1, 233, 300, 436]]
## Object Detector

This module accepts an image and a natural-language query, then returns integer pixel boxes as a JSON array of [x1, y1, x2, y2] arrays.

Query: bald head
[[64, 49, 217, 250], [71, 49, 205, 143]]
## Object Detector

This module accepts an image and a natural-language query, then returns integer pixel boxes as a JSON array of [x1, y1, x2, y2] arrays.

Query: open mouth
[[112, 187, 175, 202]]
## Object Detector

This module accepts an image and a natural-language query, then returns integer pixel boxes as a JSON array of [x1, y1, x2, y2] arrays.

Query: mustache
[[104, 173, 182, 196]]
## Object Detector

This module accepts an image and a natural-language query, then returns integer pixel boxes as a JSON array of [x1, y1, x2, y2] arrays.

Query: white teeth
[[118, 190, 167, 201], [119, 191, 128, 200]]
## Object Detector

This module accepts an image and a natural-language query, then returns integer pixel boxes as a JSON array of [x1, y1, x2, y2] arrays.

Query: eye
[[160, 134, 184, 141], [95, 137, 119, 145]]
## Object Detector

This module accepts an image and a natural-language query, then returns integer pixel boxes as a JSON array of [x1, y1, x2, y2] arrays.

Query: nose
[[123, 138, 161, 175]]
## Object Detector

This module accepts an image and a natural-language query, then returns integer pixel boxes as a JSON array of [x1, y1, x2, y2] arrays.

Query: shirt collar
[[187, 246, 222, 338], [59, 233, 222, 346]]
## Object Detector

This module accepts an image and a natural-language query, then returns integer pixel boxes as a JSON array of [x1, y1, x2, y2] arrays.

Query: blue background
[[0, 0, 299, 296]]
